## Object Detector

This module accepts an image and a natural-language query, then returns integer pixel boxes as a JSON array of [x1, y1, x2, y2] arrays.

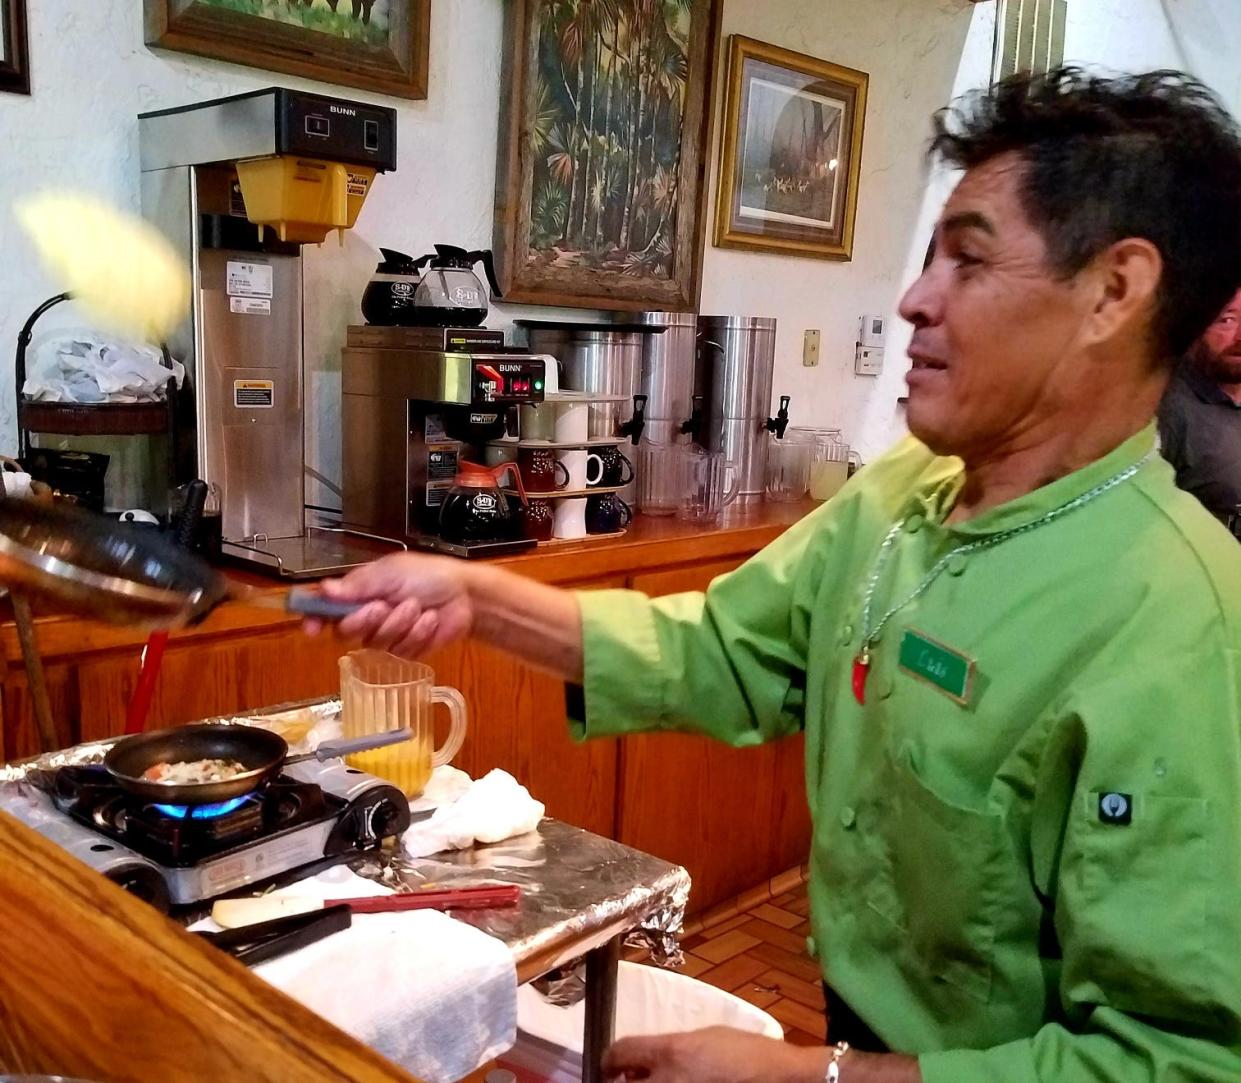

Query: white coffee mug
[[553, 497, 588, 539], [520, 403, 556, 443], [543, 358, 561, 395], [554, 400, 589, 443], [559, 449, 603, 490]]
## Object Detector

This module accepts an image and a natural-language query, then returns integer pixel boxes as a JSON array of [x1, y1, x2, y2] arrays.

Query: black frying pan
[[0, 497, 360, 628], [104, 723, 412, 805]]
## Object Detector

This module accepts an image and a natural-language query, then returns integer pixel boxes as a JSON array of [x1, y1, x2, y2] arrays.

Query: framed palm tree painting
[[495, 0, 720, 311]]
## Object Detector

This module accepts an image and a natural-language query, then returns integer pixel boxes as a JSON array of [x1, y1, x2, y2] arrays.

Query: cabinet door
[[1, 664, 80, 761], [76, 625, 347, 742], [618, 560, 812, 912]]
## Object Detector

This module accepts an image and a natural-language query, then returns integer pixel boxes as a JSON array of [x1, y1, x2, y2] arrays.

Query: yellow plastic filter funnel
[[235, 156, 375, 245]]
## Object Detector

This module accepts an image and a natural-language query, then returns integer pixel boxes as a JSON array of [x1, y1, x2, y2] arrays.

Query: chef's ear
[[1081, 237, 1163, 356]]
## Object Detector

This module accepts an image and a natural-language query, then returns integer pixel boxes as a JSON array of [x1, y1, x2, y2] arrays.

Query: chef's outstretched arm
[[309, 555, 585, 680]]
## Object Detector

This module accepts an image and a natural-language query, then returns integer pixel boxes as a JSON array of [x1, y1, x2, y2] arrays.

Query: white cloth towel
[[191, 867, 517, 1082], [403, 769, 546, 859]]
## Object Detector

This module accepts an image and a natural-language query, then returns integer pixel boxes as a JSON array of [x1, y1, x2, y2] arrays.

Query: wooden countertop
[[0, 501, 817, 665]]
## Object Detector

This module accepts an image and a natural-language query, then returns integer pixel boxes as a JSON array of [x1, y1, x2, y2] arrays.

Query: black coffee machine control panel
[[472, 359, 546, 404]]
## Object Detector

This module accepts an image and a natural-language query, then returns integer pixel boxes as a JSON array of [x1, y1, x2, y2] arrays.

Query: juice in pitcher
[[338, 651, 467, 799]]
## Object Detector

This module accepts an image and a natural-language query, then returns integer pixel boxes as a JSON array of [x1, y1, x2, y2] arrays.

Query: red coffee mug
[[522, 499, 555, 541], [518, 448, 570, 493]]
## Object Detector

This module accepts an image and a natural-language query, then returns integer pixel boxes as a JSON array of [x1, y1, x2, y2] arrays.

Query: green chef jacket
[[574, 425, 1241, 1081]]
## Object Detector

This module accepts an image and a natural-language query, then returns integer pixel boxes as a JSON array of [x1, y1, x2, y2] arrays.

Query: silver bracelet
[[826, 1041, 850, 1083]]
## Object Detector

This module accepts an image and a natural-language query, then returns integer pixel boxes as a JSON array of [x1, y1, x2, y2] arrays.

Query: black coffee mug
[[586, 492, 632, 534], [590, 446, 634, 488]]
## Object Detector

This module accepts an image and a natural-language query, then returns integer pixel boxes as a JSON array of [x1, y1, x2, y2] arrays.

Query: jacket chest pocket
[[864, 747, 1011, 1002]]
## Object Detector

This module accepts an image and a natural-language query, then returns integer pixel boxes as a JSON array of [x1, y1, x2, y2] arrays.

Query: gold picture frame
[[714, 36, 868, 261], [145, 0, 431, 101]]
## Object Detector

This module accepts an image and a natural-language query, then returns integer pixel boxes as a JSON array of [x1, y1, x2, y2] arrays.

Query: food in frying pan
[[141, 758, 249, 784]]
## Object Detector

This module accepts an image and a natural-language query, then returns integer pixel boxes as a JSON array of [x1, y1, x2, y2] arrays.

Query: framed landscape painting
[[144, 0, 431, 100], [494, 0, 720, 312], [715, 36, 868, 261], [0, 0, 30, 96]]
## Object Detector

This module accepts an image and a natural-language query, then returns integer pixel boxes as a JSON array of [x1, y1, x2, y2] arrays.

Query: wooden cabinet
[[618, 561, 812, 911], [1, 504, 815, 913]]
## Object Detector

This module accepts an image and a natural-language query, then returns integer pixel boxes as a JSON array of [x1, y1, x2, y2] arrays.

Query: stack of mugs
[[486, 395, 635, 542]]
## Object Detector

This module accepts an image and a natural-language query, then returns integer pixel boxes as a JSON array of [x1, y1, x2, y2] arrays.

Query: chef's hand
[[603, 1028, 922, 1083], [604, 1028, 824, 1083], [306, 553, 475, 657]]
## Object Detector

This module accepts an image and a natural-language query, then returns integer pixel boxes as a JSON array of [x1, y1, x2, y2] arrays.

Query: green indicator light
[[534, 380, 544, 390]]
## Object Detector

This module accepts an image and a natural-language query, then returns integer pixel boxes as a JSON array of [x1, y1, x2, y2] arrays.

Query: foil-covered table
[[0, 700, 691, 1083]]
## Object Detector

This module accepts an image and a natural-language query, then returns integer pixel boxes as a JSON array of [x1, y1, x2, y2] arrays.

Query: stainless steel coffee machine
[[340, 327, 551, 558], [138, 87, 400, 577]]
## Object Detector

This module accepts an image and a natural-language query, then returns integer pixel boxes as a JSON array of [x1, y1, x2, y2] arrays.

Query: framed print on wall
[[715, 35, 868, 262], [494, 0, 721, 312], [0, 0, 30, 96], [144, 0, 431, 100]]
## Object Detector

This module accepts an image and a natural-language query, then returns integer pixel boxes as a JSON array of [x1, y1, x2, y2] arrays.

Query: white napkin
[[25, 330, 184, 403], [403, 769, 546, 859], [411, 763, 474, 815], [192, 867, 517, 1083]]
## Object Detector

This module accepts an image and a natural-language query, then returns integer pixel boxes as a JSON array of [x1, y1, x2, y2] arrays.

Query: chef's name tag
[[898, 628, 975, 706]]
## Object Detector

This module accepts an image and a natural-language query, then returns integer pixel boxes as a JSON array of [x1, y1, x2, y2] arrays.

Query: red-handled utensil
[[339, 885, 522, 913], [124, 480, 209, 734], [211, 883, 521, 928]]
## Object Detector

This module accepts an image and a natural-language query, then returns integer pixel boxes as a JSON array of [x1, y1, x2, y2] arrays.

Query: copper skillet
[[0, 497, 361, 629]]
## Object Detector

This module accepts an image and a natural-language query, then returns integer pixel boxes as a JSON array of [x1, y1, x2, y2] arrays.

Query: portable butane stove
[[0, 759, 411, 913]]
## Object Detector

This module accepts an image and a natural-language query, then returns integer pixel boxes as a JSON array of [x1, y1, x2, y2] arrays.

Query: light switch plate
[[803, 329, 821, 367], [855, 345, 884, 375]]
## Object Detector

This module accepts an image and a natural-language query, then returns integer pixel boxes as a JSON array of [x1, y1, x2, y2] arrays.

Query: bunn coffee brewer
[[340, 328, 551, 557], [138, 88, 402, 577]]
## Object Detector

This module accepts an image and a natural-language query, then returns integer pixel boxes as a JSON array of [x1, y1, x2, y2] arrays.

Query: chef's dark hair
[[930, 67, 1241, 362]]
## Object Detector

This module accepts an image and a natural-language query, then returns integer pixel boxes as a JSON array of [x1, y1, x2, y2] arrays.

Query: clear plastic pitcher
[[765, 438, 812, 502], [636, 442, 690, 516], [338, 651, 468, 797], [678, 449, 739, 523], [789, 428, 861, 501]]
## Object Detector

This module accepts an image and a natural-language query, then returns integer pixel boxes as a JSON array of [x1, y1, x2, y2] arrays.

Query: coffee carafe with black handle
[[412, 245, 503, 328], [361, 248, 432, 326]]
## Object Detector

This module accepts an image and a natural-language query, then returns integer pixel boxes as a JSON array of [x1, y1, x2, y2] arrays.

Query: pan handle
[[285, 589, 364, 621], [285, 727, 413, 766]]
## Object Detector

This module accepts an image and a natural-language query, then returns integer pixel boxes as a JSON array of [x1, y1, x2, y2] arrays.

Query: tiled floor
[[630, 867, 826, 1046]]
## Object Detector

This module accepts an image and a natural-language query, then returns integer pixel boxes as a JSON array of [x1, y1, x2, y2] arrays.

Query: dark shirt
[[1157, 363, 1241, 523]]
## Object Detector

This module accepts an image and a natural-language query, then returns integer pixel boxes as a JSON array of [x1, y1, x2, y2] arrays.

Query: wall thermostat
[[858, 315, 886, 347]]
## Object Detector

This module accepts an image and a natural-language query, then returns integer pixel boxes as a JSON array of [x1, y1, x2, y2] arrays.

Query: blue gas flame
[[154, 795, 249, 820]]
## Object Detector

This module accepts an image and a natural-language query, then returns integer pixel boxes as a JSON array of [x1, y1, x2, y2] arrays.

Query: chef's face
[[898, 153, 1100, 459], [1192, 290, 1241, 383]]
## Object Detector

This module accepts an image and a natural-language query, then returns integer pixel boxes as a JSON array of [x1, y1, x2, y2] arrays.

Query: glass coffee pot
[[438, 460, 527, 544]]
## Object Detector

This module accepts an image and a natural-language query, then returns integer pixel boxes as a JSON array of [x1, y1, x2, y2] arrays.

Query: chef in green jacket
[[313, 69, 1241, 1082]]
